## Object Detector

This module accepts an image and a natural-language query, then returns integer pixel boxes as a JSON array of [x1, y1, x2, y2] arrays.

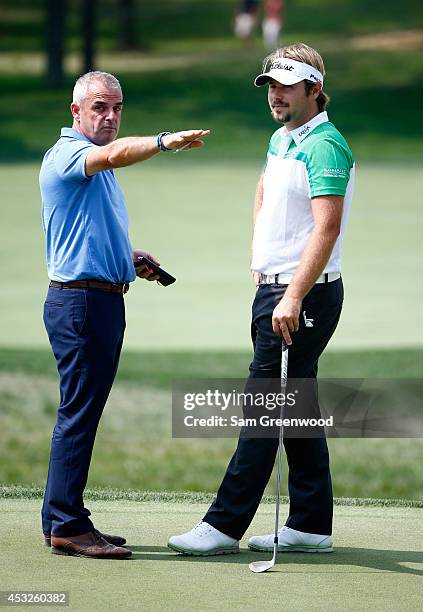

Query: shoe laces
[[192, 522, 213, 537]]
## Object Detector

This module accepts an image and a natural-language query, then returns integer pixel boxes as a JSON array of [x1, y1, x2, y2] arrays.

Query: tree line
[[47, 0, 138, 86]]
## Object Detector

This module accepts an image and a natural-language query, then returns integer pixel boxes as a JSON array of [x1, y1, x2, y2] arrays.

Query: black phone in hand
[[134, 256, 176, 287]]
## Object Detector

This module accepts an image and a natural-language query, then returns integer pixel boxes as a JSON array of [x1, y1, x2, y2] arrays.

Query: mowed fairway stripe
[[0, 499, 421, 611]]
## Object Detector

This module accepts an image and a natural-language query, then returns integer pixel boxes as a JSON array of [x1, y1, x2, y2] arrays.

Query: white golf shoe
[[168, 521, 240, 556], [248, 526, 333, 553]]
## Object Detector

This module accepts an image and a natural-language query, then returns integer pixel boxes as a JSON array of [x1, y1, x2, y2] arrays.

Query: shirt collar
[[282, 112, 329, 146], [60, 127, 93, 143]]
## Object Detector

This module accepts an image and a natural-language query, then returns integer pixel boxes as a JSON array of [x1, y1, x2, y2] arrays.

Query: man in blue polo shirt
[[40, 70, 209, 559], [169, 43, 354, 556]]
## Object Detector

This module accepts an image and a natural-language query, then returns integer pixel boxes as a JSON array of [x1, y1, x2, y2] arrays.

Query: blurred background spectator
[[234, 0, 259, 46], [234, 0, 284, 49], [263, 0, 284, 50]]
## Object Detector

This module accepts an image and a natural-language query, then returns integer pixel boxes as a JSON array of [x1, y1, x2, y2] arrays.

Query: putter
[[249, 341, 289, 573]]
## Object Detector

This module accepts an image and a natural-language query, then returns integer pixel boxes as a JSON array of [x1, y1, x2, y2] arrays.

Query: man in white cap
[[168, 43, 355, 556]]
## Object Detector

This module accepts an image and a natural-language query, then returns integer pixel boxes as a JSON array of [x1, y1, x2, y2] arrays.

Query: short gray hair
[[72, 71, 122, 105]]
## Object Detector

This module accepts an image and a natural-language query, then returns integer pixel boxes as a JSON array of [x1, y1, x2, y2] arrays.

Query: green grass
[[2, 485, 422, 508], [0, 498, 422, 611], [1, 345, 422, 500], [2, 0, 423, 356], [2, 46, 423, 163], [1, 369, 422, 499], [2, 2, 423, 163], [1, 162, 423, 351], [0, 346, 423, 383], [1, 1, 422, 513], [2, 0, 423, 51], [1, 164, 423, 502]]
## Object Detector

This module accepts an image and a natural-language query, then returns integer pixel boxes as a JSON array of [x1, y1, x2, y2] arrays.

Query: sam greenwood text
[[183, 415, 334, 428]]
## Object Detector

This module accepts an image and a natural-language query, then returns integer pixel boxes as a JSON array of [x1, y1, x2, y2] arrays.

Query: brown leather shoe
[[44, 528, 126, 548], [50, 531, 132, 559]]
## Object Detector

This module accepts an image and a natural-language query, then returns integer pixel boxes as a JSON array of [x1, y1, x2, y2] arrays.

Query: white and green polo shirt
[[251, 111, 355, 276]]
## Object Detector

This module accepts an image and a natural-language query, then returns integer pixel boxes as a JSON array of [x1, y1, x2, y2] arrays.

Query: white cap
[[254, 58, 324, 87]]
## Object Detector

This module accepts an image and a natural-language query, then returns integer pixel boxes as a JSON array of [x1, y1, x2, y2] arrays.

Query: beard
[[271, 108, 291, 124]]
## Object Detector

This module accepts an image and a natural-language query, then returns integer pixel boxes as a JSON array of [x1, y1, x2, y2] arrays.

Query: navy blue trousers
[[203, 279, 344, 539], [42, 286, 126, 537]]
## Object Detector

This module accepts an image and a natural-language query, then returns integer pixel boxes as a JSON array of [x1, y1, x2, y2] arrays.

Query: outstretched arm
[[85, 129, 210, 176]]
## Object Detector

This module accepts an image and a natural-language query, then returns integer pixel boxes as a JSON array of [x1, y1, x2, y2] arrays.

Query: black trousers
[[203, 278, 344, 539]]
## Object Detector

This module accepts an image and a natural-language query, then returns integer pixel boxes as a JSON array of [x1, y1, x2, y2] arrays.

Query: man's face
[[267, 79, 317, 128], [71, 81, 123, 145]]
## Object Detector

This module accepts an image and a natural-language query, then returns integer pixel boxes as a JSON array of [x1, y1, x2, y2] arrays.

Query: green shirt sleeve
[[306, 138, 353, 198]]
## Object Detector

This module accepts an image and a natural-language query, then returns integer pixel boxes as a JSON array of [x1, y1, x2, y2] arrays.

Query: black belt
[[49, 280, 130, 294]]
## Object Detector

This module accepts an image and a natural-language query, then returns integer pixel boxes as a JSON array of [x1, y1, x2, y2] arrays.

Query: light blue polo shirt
[[39, 127, 136, 283]]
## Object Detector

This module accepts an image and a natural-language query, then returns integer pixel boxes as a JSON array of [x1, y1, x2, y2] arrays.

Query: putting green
[[0, 498, 421, 611]]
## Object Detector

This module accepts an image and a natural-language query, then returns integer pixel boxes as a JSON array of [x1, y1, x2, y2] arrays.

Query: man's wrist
[[283, 288, 304, 302]]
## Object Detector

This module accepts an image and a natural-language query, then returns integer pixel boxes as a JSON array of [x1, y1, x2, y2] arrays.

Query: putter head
[[249, 559, 275, 573]]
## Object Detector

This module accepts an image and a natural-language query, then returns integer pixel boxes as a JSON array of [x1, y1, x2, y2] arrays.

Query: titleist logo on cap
[[271, 62, 294, 72], [270, 61, 321, 82]]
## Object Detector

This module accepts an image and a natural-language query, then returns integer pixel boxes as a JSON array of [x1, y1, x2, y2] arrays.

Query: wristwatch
[[157, 131, 173, 152]]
